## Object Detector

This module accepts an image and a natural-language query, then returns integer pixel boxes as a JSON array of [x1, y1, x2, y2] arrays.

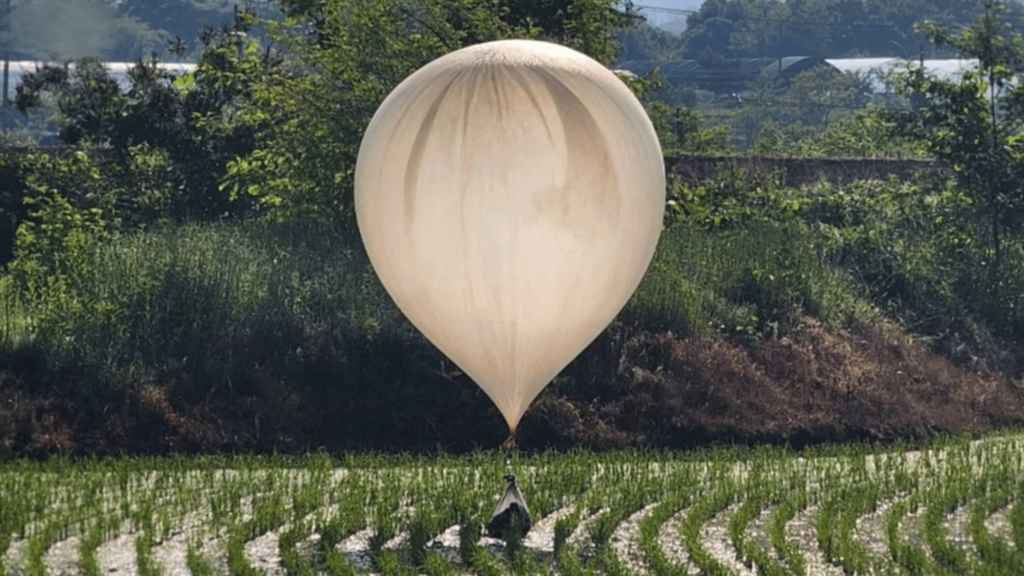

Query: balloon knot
[[502, 434, 517, 462]]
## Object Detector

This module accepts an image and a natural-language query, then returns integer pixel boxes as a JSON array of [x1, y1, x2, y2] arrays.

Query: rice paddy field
[[1, 434, 1023, 576]]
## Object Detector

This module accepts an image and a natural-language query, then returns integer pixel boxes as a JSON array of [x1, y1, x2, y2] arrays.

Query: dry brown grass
[[2, 316, 1023, 457], [523, 317, 1024, 450]]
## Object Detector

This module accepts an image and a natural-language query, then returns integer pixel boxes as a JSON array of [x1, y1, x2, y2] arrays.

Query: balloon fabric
[[355, 39, 665, 434]]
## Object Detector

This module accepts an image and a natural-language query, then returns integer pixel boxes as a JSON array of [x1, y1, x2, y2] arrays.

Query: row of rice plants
[[727, 453, 793, 576], [2, 435, 1024, 575]]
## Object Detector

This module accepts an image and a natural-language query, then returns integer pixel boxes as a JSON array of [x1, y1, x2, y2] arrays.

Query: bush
[[660, 169, 1024, 367], [626, 216, 868, 341], [16, 219, 393, 382]]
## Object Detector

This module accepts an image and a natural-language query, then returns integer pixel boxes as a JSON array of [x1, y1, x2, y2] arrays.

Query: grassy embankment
[[1, 171, 1023, 456]]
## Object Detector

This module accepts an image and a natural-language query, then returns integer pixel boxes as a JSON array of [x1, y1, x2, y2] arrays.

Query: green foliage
[[0, 155, 38, 265], [677, 0, 1024, 60], [641, 165, 1024, 355], [223, 0, 449, 224], [617, 19, 685, 62], [890, 0, 1024, 334], [768, 67, 872, 142], [645, 102, 734, 155], [702, 67, 884, 152], [14, 10, 275, 225], [7, 152, 120, 297], [627, 210, 866, 340], [224, 0, 634, 225], [10, 219, 395, 387], [502, 0, 637, 65], [794, 105, 926, 157], [801, 178, 989, 342]]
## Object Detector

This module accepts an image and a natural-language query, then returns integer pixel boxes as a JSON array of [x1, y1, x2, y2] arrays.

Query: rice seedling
[[886, 497, 930, 574], [767, 487, 806, 575], [729, 492, 787, 576], [555, 541, 595, 576], [278, 520, 315, 576], [553, 508, 582, 559], [421, 551, 461, 576], [1011, 482, 1024, 550], [923, 486, 971, 573], [185, 541, 216, 576], [1, 435, 1024, 574], [678, 468, 737, 575], [815, 461, 886, 574], [969, 485, 1015, 572], [77, 523, 105, 576]]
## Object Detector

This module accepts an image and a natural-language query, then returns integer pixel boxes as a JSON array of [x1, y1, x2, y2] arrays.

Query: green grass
[[1, 213, 867, 381], [0, 435, 1022, 575], [0, 214, 870, 422]]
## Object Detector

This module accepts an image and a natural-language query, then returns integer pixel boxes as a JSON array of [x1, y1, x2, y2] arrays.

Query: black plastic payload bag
[[486, 474, 532, 538]]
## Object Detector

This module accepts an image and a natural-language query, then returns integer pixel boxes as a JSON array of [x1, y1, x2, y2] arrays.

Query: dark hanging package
[[486, 474, 532, 538]]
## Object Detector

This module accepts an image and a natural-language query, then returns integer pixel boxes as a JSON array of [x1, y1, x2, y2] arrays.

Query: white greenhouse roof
[[2, 61, 197, 103], [825, 57, 904, 74], [826, 58, 985, 92]]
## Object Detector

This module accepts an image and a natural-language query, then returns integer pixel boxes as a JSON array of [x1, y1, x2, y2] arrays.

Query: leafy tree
[[645, 100, 733, 155], [732, 71, 781, 151], [116, 0, 246, 57], [698, 66, 872, 152], [276, 0, 635, 63], [224, 0, 636, 224], [677, 0, 1024, 59], [892, 0, 1024, 320], [6, 152, 120, 296], [778, 67, 873, 138], [726, 0, 787, 58], [8, 0, 636, 252], [617, 19, 685, 61], [612, 69, 731, 154], [502, 0, 637, 64], [793, 105, 925, 157], [13, 8, 273, 225], [680, 0, 743, 60], [6, 0, 170, 61]]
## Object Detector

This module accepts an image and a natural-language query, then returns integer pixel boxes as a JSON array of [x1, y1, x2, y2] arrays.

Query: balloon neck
[[502, 433, 517, 465]]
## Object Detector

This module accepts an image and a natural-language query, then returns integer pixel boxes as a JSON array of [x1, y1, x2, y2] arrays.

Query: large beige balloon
[[355, 39, 665, 434]]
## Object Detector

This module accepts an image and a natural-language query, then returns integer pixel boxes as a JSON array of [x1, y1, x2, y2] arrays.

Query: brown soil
[[520, 316, 1024, 450], [1, 316, 1022, 457]]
